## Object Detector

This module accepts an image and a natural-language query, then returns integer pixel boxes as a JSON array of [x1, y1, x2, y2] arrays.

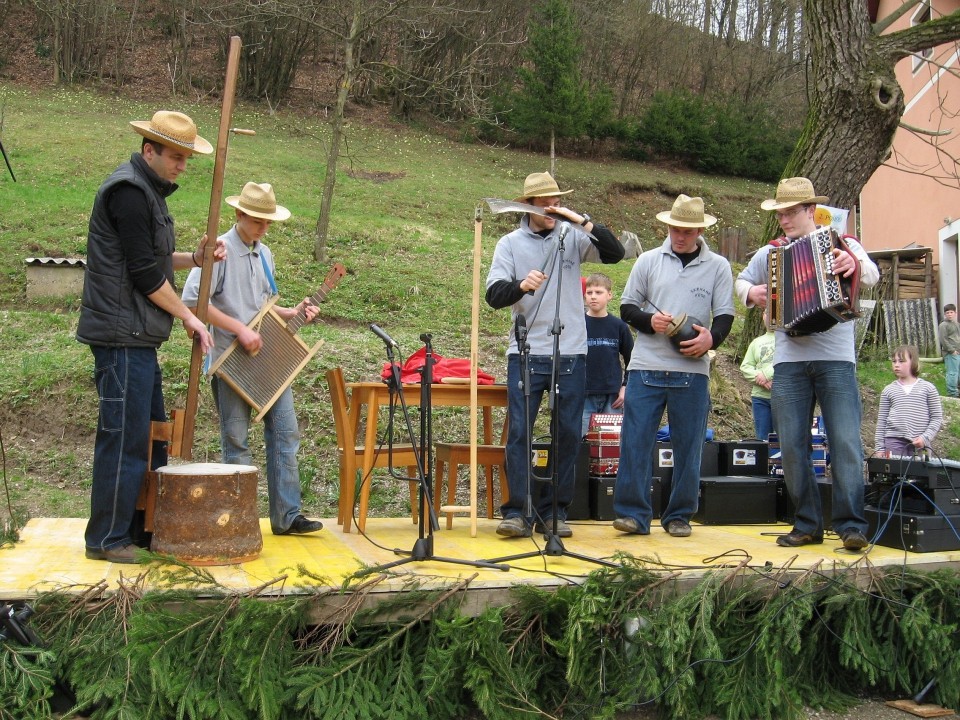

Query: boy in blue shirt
[[582, 272, 633, 436]]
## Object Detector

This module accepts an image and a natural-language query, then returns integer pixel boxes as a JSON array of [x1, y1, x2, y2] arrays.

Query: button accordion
[[767, 227, 861, 336], [585, 413, 623, 476]]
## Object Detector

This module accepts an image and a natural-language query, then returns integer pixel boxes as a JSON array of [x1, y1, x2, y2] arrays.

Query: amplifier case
[[866, 456, 929, 484], [694, 476, 778, 525], [927, 462, 960, 490], [590, 476, 617, 521], [867, 483, 960, 517], [700, 442, 720, 477], [718, 441, 769, 476], [865, 505, 960, 553], [652, 441, 718, 477], [588, 476, 665, 521]]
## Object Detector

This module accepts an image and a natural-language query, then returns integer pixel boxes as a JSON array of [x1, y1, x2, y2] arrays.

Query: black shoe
[[534, 519, 572, 538], [277, 515, 323, 535], [776, 529, 824, 547], [841, 529, 868, 551], [85, 544, 139, 564]]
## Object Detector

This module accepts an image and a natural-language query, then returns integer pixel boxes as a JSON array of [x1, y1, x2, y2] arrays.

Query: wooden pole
[[180, 35, 243, 459], [468, 206, 483, 537]]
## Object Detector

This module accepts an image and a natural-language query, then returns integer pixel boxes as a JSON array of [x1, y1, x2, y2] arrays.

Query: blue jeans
[[772, 361, 866, 538], [613, 371, 709, 531], [751, 397, 773, 441], [503, 354, 585, 523], [212, 376, 303, 534], [945, 352, 960, 397], [582, 393, 621, 436], [85, 346, 167, 552]]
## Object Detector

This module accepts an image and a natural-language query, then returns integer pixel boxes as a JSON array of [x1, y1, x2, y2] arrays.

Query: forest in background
[[0, 0, 807, 182]]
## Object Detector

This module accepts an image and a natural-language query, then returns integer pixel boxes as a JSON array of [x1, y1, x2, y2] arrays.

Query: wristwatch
[[580, 213, 591, 227]]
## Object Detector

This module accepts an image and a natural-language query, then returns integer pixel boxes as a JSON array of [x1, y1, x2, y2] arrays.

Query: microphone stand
[[485, 222, 617, 569], [356, 332, 508, 576], [517, 317, 534, 522]]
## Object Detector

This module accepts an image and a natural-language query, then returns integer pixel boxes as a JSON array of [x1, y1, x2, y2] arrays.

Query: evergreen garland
[[1, 558, 959, 719]]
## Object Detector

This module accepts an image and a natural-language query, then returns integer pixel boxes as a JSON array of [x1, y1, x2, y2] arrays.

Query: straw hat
[[225, 182, 291, 221], [514, 172, 574, 202], [760, 177, 829, 211], [130, 110, 213, 155], [655, 194, 717, 228]]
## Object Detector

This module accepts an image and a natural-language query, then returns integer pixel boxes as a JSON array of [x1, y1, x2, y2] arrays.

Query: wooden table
[[345, 381, 508, 533]]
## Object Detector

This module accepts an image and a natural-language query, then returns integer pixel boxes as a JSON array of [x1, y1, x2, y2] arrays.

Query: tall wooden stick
[[180, 35, 243, 459], [469, 206, 483, 537]]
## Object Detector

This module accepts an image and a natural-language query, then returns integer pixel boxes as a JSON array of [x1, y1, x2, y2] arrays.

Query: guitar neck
[[285, 263, 346, 334]]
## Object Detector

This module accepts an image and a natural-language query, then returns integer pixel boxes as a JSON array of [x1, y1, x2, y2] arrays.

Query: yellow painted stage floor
[[3, 516, 959, 602]]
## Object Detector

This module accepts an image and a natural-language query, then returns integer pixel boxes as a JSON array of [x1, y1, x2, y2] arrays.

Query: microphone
[[514, 313, 527, 347], [369, 323, 399, 348], [557, 221, 570, 245]]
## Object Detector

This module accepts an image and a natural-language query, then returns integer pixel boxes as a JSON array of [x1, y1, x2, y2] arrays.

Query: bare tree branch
[[872, 0, 922, 35], [873, 9, 960, 60]]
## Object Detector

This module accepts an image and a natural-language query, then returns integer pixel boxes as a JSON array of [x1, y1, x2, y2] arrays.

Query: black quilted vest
[[77, 154, 176, 348]]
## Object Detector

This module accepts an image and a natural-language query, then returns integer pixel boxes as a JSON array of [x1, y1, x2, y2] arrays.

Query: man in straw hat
[[486, 172, 624, 538], [78, 110, 225, 563], [182, 182, 324, 535], [612, 194, 734, 538], [736, 177, 879, 551]]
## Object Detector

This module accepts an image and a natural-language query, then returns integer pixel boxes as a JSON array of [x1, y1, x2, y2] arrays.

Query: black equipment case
[[865, 505, 960, 553], [693, 476, 778, 525]]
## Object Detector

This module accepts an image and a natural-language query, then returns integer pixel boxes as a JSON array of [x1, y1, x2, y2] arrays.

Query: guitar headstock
[[323, 263, 347, 291]]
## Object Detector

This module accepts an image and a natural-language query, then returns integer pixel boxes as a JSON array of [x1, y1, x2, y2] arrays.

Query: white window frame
[[912, 0, 934, 73]]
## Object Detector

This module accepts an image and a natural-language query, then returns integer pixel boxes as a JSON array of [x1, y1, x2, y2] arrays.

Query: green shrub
[[632, 91, 799, 182]]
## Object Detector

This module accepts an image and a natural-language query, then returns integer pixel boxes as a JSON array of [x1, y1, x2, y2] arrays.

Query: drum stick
[[181, 35, 243, 459]]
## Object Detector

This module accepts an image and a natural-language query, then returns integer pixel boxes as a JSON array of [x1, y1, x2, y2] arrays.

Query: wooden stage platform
[[4, 516, 959, 607]]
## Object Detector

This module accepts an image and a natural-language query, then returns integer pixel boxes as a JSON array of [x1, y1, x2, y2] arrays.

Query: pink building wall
[[858, 0, 960, 278]]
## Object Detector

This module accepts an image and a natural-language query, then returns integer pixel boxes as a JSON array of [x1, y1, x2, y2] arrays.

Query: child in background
[[582, 273, 634, 436], [739, 310, 776, 440], [940, 303, 960, 398], [875, 345, 943, 456]]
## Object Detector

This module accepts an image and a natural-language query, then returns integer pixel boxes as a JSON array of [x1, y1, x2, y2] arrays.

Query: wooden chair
[[326, 367, 420, 533], [433, 442, 508, 530]]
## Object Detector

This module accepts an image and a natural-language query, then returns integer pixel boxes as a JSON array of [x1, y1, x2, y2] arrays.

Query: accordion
[[767, 227, 861, 336], [586, 414, 623, 476]]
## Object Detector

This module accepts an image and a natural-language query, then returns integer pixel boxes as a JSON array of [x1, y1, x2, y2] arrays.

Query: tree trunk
[[782, 2, 901, 213], [315, 8, 361, 263], [785, 2, 960, 214], [550, 128, 556, 177]]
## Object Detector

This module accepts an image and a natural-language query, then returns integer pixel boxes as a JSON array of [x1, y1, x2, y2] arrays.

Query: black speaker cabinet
[[694, 476, 778, 525], [718, 441, 769, 477]]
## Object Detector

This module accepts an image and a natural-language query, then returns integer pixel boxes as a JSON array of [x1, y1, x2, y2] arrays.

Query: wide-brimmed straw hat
[[130, 110, 213, 155], [225, 182, 291, 221], [514, 172, 574, 202], [760, 177, 829, 211], [655, 194, 717, 228]]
